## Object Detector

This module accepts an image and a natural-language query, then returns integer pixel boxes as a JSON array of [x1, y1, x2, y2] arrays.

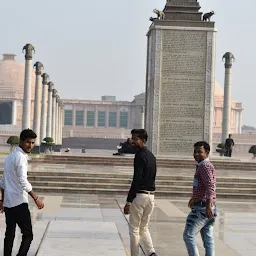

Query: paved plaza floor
[[0, 194, 254, 255], [0, 154, 255, 255]]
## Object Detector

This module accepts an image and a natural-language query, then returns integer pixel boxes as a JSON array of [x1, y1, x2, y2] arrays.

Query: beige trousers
[[129, 193, 155, 256]]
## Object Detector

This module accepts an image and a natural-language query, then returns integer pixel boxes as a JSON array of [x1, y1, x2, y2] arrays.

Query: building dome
[[214, 83, 224, 97], [0, 54, 35, 100]]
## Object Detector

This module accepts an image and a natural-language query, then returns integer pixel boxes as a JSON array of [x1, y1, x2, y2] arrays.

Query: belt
[[137, 190, 154, 195]]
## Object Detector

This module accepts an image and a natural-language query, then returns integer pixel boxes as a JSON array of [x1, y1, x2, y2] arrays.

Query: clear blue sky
[[1, 0, 256, 126]]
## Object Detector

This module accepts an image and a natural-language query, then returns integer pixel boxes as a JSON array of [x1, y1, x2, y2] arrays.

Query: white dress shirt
[[0, 147, 32, 208]]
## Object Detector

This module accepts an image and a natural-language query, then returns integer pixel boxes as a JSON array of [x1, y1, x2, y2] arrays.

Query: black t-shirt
[[225, 138, 234, 147]]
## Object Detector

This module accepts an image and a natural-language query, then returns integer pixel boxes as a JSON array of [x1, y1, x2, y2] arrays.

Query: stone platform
[[0, 194, 255, 255]]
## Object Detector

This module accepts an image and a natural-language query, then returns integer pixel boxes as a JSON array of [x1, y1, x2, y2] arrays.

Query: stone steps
[[27, 176, 256, 188], [32, 186, 256, 200], [31, 180, 256, 194], [30, 155, 256, 170]]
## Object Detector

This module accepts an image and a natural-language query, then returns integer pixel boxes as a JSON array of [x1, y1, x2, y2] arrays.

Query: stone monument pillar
[[12, 100, 17, 125], [59, 102, 64, 145], [221, 52, 235, 142], [238, 111, 242, 134], [46, 82, 54, 137], [51, 89, 57, 143], [141, 106, 145, 129], [40, 73, 49, 143], [33, 62, 44, 146], [145, 0, 217, 156], [55, 96, 59, 145], [22, 44, 35, 130]]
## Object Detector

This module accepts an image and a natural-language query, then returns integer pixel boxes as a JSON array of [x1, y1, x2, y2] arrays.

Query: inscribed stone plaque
[[158, 30, 207, 155]]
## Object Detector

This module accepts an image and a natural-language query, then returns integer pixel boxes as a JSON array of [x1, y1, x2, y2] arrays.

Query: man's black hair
[[194, 141, 210, 153], [132, 129, 148, 142], [131, 129, 137, 134], [20, 129, 37, 141]]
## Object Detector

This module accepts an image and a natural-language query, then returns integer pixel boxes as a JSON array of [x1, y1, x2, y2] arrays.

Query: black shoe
[[150, 253, 157, 256]]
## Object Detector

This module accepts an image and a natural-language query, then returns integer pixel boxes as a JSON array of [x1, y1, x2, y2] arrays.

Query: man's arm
[[200, 164, 216, 218], [126, 155, 144, 204], [15, 155, 44, 209], [232, 139, 235, 146]]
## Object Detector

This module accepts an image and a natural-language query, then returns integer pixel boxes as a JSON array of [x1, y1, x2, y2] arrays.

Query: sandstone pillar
[[145, 1, 216, 156], [22, 44, 35, 130], [46, 82, 54, 137], [222, 52, 235, 142], [55, 96, 59, 144], [238, 111, 242, 134], [141, 106, 145, 129], [40, 73, 49, 142], [51, 89, 57, 143], [12, 100, 17, 125], [33, 62, 44, 146]]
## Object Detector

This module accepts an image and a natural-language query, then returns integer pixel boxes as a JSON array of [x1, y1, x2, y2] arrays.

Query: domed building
[[213, 83, 243, 134], [0, 54, 36, 127]]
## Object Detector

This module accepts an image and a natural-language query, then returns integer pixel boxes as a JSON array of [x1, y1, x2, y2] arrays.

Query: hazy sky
[[1, 0, 256, 126]]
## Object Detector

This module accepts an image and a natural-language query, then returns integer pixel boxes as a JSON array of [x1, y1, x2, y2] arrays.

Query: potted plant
[[42, 137, 55, 153], [216, 143, 226, 156], [249, 145, 256, 159], [7, 136, 20, 152]]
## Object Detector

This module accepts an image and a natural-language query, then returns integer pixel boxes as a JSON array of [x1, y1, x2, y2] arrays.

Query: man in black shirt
[[225, 134, 235, 157], [124, 129, 157, 256]]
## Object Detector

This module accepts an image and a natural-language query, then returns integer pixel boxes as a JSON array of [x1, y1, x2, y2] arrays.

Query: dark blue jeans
[[183, 205, 217, 256]]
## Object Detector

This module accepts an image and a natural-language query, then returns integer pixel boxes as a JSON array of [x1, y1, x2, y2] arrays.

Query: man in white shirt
[[0, 129, 44, 256]]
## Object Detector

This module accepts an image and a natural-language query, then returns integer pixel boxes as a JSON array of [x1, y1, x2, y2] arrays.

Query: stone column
[[57, 101, 61, 145], [141, 106, 145, 129], [72, 105, 76, 127], [12, 100, 17, 125], [40, 73, 49, 142], [238, 111, 242, 134], [55, 96, 59, 144], [94, 105, 98, 128], [117, 108, 120, 128], [60, 103, 64, 145], [222, 52, 235, 143], [22, 44, 35, 130], [51, 89, 57, 143], [33, 62, 44, 146], [46, 82, 54, 137]]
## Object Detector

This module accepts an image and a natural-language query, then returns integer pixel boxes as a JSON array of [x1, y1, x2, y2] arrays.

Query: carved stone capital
[[52, 89, 57, 98], [222, 52, 235, 68], [22, 44, 35, 60], [42, 73, 49, 85], [48, 81, 54, 92], [34, 62, 44, 75]]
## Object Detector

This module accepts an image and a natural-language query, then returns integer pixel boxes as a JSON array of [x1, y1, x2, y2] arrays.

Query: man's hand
[[188, 198, 195, 209], [206, 206, 214, 219], [124, 204, 130, 215], [35, 198, 44, 210], [0, 201, 4, 213]]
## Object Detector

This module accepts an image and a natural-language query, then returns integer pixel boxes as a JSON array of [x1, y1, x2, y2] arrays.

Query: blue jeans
[[183, 205, 217, 256]]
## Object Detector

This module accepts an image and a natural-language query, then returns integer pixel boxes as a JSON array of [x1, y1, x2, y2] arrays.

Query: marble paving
[[0, 194, 255, 255]]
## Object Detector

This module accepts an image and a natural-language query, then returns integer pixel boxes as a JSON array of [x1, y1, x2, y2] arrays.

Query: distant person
[[113, 138, 135, 156], [225, 134, 235, 157], [183, 141, 217, 256], [124, 129, 157, 256], [0, 129, 44, 256]]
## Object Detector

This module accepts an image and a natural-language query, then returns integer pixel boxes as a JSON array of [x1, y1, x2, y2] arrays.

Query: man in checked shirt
[[183, 141, 217, 256]]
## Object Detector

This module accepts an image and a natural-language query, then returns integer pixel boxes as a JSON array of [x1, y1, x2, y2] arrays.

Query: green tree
[[216, 143, 226, 156], [42, 137, 55, 153], [7, 136, 20, 152], [249, 145, 256, 159]]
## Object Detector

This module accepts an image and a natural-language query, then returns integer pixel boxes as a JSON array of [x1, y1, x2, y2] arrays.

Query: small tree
[[42, 137, 55, 153], [7, 136, 20, 152], [216, 143, 226, 156], [249, 145, 256, 159]]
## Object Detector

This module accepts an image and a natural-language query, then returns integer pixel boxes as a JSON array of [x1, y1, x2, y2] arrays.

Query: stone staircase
[[30, 155, 256, 171], [3, 170, 255, 199]]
